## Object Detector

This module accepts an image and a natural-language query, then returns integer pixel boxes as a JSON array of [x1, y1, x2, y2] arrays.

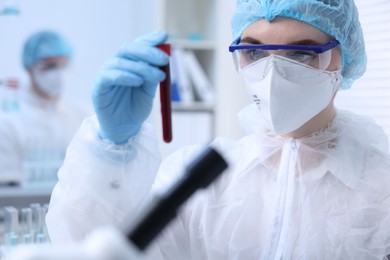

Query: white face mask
[[240, 55, 342, 135], [32, 67, 64, 97]]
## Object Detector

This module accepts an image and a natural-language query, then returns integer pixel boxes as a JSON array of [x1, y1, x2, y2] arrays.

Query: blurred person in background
[[0, 30, 90, 186]]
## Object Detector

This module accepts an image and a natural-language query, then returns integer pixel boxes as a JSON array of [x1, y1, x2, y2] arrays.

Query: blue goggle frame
[[229, 38, 340, 54]]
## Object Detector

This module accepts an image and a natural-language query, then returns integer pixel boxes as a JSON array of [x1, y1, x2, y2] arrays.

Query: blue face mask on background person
[[240, 55, 342, 135]]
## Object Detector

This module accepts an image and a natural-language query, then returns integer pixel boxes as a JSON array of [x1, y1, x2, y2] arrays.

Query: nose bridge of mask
[[262, 55, 304, 81], [240, 55, 311, 80], [239, 55, 292, 82], [240, 56, 271, 80]]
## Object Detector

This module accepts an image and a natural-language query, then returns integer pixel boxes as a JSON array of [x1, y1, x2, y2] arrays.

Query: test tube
[[3, 206, 19, 246], [42, 204, 50, 242], [36, 233, 47, 244], [20, 208, 32, 244], [157, 44, 172, 143], [30, 203, 43, 242]]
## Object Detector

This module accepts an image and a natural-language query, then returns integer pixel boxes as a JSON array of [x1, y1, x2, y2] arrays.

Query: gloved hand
[[92, 31, 169, 144]]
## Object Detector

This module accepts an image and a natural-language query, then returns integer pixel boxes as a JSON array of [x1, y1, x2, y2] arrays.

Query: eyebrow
[[240, 36, 324, 46]]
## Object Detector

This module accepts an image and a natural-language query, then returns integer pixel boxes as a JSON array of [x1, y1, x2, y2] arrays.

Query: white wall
[[335, 0, 390, 148], [0, 0, 156, 110], [1, 0, 249, 147], [215, 0, 250, 140]]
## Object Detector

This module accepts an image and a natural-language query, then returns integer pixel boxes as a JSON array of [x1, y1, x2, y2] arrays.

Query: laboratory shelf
[[169, 39, 216, 50], [0, 185, 54, 208], [172, 102, 214, 112]]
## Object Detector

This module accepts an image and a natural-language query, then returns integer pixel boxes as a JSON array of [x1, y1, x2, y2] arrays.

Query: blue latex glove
[[92, 31, 169, 144]]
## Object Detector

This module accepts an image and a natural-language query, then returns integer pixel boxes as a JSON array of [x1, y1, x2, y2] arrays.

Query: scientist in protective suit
[[46, 0, 390, 259], [0, 31, 89, 185]]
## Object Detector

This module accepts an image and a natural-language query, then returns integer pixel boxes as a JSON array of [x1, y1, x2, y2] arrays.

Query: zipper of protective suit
[[262, 139, 299, 260]]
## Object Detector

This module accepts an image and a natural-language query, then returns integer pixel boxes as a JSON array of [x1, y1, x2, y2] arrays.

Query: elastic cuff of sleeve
[[98, 125, 142, 145], [85, 116, 152, 163]]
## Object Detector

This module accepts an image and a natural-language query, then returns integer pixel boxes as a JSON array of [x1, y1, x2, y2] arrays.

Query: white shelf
[[172, 102, 214, 112], [156, 0, 248, 143], [0, 185, 54, 197], [169, 39, 216, 50], [155, 0, 219, 159], [0, 185, 54, 207]]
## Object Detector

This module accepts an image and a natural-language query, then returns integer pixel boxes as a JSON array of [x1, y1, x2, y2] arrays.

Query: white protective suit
[[46, 104, 390, 259], [0, 89, 90, 184]]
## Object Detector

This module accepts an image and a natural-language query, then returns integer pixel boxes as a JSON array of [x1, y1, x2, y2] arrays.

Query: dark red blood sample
[[157, 44, 172, 143]]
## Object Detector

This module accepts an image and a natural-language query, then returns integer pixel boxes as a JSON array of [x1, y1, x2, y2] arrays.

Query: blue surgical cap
[[231, 0, 366, 89], [22, 30, 73, 69]]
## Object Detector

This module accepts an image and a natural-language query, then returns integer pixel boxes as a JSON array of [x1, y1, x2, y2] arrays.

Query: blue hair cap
[[231, 0, 366, 89], [22, 30, 73, 69]]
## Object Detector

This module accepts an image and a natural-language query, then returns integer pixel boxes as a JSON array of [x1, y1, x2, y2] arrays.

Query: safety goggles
[[34, 59, 68, 72], [229, 38, 340, 71]]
